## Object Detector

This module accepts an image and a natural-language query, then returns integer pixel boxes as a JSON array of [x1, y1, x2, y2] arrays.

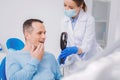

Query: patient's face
[[28, 22, 46, 47]]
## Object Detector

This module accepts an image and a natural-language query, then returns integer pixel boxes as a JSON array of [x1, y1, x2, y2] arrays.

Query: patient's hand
[[31, 43, 44, 61]]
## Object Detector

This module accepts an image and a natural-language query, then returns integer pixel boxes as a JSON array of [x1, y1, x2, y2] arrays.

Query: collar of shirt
[[70, 14, 79, 30]]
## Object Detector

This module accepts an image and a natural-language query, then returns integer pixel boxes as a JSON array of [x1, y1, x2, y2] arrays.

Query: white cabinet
[[92, 0, 111, 48]]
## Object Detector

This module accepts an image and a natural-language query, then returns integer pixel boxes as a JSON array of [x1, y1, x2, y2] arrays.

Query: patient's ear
[[24, 31, 31, 40]]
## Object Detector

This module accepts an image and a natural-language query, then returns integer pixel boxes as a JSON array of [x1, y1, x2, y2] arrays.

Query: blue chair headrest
[[6, 38, 24, 51]]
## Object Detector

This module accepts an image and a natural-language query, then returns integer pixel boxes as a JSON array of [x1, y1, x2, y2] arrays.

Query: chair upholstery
[[0, 38, 25, 80], [0, 57, 6, 80], [6, 38, 24, 51]]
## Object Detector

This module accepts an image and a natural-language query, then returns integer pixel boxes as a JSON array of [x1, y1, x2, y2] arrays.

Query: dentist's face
[[28, 22, 46, 47], [64, 0, 82, 18]]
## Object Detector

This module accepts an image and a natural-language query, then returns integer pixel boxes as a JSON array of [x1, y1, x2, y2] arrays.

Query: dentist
[[58, 0, 102, 68]]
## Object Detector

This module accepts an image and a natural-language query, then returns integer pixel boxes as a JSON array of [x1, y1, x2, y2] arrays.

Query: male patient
[[6, 19, 62, 80]]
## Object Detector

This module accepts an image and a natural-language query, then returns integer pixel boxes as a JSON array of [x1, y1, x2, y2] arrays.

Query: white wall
[[0, 0, 64, 57]]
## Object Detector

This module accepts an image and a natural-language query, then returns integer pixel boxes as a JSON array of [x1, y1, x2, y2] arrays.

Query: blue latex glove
[[58, 46, 78, 64]]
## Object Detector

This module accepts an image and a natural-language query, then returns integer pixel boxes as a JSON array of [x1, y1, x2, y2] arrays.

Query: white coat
[[60, 10, 102, 76]]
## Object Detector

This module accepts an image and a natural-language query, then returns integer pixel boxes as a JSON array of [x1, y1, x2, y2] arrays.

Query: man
[[6, 19, 62, 80]]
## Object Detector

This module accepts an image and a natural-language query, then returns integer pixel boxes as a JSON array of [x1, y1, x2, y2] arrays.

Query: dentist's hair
[[73, 0, 87, 12]]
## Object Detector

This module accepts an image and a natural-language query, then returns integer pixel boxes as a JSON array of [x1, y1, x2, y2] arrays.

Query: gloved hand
[[58, 46, 78, 64]]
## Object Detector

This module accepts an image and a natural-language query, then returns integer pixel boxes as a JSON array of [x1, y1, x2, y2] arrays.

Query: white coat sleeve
[[80, 16, 96, 54]]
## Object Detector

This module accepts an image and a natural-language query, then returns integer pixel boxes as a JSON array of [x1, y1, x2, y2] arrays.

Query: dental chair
[[0, 38, 24, 80], [0, 58, 6, 80], [6, 38, 24, 52]]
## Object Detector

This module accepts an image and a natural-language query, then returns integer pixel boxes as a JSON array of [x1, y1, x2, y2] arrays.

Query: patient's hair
[[23, 19, 43, 34]]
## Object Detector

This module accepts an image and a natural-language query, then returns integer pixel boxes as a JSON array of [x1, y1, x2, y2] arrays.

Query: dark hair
[[23, 19, 43, 34], [73, 0, 87, 12]]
